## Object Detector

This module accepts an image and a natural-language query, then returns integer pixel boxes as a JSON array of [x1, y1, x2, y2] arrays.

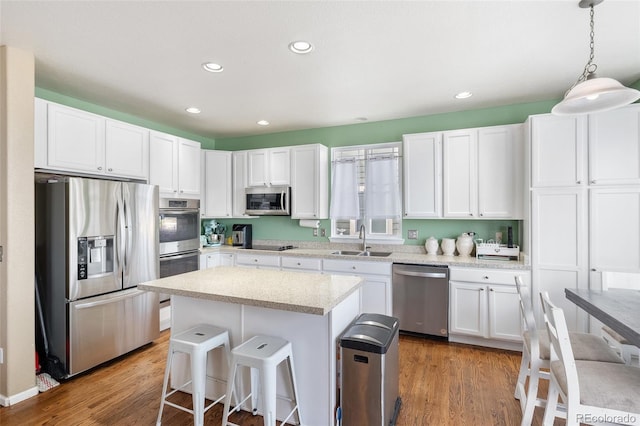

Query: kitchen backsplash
[[208, 217, 520, 247]]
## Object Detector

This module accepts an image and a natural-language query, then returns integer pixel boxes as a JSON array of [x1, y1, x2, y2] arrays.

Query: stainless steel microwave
[[245, 186, 290, 216]]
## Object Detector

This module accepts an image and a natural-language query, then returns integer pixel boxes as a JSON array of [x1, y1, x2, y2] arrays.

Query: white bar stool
[[222, 335, 302, 426], [156, 324, 234, 426]]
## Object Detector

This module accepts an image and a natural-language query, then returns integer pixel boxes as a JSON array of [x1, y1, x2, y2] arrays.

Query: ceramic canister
[[425, 237, 439, 255], [441, 238, 455, 256], [456, 232, 474, 256]]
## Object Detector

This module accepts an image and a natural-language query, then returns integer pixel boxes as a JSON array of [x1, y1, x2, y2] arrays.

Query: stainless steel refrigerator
[[35, 177, 160, 378]]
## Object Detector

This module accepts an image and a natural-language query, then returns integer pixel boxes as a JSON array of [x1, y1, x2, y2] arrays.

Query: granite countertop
[[201, 244, 530, 270], [138, 266, 362, 316]]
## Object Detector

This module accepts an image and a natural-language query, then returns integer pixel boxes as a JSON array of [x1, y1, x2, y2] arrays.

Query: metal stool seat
[[222, 335, 302, 426], [157, 324, 234, 426]]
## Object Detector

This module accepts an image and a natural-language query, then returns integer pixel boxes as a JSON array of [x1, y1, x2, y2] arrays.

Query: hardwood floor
[[0, 331, 560, 425]]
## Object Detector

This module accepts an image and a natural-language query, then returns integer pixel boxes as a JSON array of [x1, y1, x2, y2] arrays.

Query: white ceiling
[[2, 0, 640, 139]]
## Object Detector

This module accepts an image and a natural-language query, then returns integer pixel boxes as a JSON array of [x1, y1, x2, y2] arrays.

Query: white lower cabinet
[[200, 252, 235, 269], [235, 253, 281, 269], [449, 267, 529, 350], [322, 259, 392, 316], [281, 256, 322, 273]]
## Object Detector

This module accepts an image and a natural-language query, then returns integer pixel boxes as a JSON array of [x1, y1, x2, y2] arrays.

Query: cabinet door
[[149, 132, 178, 196], [449, 282, 485, 337], [232, 151, 250, 217], [104, 120, 149, 179], [403, 132, 442, 218], [47, 102, 105, 173], [247, 149, 268, 187], [590, 187, 640, 271], [268, 147, 291, 186], [202, 150, 232, 218], [487, 285, 521, 341], [177, 138, 201, 198], [291, 144, 328, 219], [530, 114, 587, 187], [589, 104, 640, 186], [361, 276, 391, 316], [443, 130, 477, 218], [477, 126, 516, 218], [531, 188, 589, 332]]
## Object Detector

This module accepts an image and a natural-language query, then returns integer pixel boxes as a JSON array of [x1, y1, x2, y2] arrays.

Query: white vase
[[441, 238, 455, 256], [456, 233, 474, 257], [425, 237, 438, 255]]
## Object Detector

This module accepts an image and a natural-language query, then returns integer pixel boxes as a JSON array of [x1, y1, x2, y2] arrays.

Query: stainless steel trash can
[[340, 313, 401, 426]]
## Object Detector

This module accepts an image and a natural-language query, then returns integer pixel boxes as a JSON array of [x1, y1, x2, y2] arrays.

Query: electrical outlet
[[313, 228, 318, 237], [320, 228, 326, 237], [408, 229, 418, 240]]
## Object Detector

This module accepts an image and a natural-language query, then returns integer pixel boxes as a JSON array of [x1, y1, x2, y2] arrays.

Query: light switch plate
[[313, 228, 318, 237], [408, 230, 418, 239], [321, 228, 326, 237]]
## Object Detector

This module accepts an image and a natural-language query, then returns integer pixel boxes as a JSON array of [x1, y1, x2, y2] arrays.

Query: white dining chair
[[540, 291, 640, 426], [601, 271, 640, 366], [514, 277, 623, 426]]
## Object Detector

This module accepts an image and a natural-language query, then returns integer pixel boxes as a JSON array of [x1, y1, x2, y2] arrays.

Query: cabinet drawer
[[281, 256, 322, 271], [323, 259, 391, 276], [235, 253, 281, 268], [449, 267, 529, 286]]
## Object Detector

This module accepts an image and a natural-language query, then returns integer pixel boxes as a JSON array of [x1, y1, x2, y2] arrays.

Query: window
[[330, 142, 403, 242]]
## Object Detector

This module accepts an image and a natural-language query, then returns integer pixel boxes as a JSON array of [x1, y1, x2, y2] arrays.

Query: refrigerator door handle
[[73, 288, 146, 309], [116, 193, 126, 279]]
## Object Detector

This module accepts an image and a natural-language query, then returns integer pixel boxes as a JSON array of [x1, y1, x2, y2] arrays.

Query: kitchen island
[[138, 266, 362, 425]]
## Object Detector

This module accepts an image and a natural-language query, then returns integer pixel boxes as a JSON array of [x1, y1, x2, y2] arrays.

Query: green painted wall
[[35, 88, 216, 147], [208, 217, 519, 248], [215, 99, 558, 150]]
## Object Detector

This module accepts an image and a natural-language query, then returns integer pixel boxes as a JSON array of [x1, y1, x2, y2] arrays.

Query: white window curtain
[[330, 159, 360, 219], [365, 156, 401, 219]]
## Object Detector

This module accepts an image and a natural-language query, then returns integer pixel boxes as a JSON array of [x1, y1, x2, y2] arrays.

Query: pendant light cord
[[566, 5, 598, 95]]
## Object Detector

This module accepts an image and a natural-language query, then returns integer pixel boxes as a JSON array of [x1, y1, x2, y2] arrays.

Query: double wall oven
[[159, 198, 200, 302]]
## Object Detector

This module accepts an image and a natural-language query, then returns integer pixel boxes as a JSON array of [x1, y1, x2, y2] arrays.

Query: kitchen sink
[[359, 251, 392, 257], [331, 250, 363, 256]]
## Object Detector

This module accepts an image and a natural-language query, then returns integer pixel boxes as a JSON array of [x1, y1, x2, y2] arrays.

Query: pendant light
[[552, 0, 640, 116]]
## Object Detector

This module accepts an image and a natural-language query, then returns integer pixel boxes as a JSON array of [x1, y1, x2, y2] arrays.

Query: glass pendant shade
[[552, 77, 640, 115]]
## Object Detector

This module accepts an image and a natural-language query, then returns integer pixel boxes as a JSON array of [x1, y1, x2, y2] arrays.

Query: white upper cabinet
[[403, 132, 442, 218], [232, 151, 252, 217], [588, 104, 640, 186], [443, 124, 522, 219], [247, 147, 290, 187], [104, 119, 149, 179], [291, 144, 328, 219], [201, 150, 232, 218], [35, 99, 149, 180], [528, 105, 640, 188], [149, 131, 201, 199], [529, 114, 587, 188]]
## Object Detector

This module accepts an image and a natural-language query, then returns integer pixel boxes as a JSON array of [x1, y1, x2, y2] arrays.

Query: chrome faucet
[[359, 224, 367, 252]]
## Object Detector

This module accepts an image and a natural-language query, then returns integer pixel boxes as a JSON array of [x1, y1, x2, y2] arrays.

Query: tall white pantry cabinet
[[526, 104, 640, 332]]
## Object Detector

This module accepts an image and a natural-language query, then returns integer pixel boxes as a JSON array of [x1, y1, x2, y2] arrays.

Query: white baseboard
[[0, 385, 39, 406]]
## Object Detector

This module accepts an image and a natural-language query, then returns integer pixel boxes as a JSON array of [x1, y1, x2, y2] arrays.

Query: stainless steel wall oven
[[158, 198, 200, 302]]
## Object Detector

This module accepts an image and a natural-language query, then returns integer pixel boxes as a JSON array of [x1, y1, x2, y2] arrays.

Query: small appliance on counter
[[232, 224, 252, 248]]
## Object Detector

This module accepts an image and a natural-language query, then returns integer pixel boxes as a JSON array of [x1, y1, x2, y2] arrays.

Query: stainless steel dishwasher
[[392, 263, 449, 337]]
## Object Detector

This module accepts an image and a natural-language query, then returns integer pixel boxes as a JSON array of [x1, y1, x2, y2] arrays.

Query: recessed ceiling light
[[257, 120, 270, 126], [185, 107, 201, 114], [455, 91, 473, 99], [288, 40, 313, 54], [202, 62, 223, 73]]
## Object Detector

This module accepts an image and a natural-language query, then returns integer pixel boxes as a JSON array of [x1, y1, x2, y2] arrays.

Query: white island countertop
[[138, 266, 362, 315]]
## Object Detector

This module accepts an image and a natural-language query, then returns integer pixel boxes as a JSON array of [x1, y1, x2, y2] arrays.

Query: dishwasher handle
[[394, 269, 448, 279]]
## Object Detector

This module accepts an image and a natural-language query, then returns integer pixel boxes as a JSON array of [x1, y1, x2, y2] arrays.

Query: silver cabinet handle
[[394, 270, 447, 279], [97, 166, 103, 170]]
